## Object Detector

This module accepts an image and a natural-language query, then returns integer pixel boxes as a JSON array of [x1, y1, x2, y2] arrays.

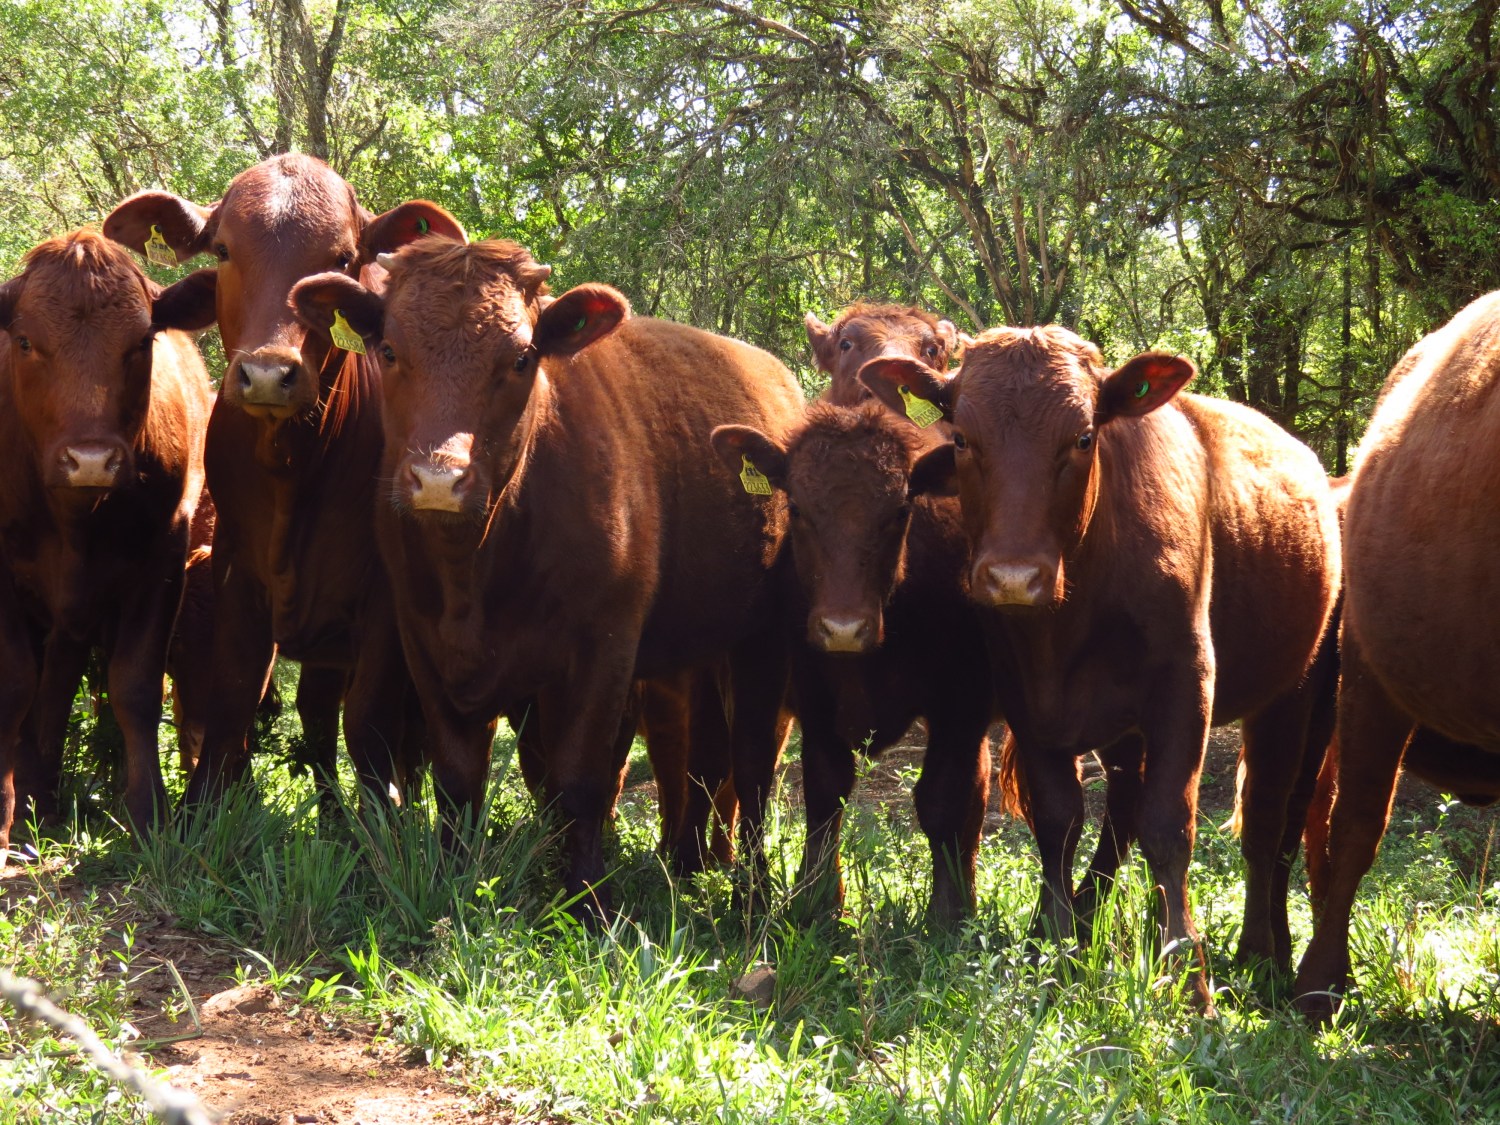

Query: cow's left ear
[[151, 269, 218, 333], [0, 277, 20, 333], [1097, 352, 1194, 423], [710, 425, 789, 491], [291, 272, 385, 347], [908, 443, 958, 498], [361, 200, 467, 264], [533, 284, 629, 357]]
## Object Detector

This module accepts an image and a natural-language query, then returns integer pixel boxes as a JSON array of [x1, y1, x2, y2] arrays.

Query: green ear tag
[[1134, 380, 1150, 399], [574, 316, 588, 334], [739, 455, 773, 496], [898, 385, 944, 428], [144, 224, 177, 269], [329, 309, 367, 355], [415, 217, 430, 234]]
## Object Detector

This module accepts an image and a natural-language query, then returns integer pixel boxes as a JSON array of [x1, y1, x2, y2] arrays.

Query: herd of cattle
[[1, 153, 1496, 1021]]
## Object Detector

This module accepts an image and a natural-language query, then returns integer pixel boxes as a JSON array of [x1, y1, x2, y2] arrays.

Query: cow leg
[[1016, 736, 1087, 943], [294, 665, 345, 806], [14, 630, 91, 826], [395, 683, 428, 806], [795, 718, 856, 921], [726, 626, 790, 908], [678, 665, 736, 874], [343, 607, 415, 811], [1135, 675, 1213, 1011], [0, 584, 38, 860], [505, 699, 545, 800], [1294, 639, 1412, 1022], [637, 673, 692, 862], [915, 708, 991, 927], [1074, 734, 1145, 933], [187, 567, 275, 805]]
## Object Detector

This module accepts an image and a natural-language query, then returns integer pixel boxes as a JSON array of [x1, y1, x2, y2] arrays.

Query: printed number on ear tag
[[329, 310, 367, 355], [898, 386, 943, 428], [739, 456, 773, 496], [144, 225, 177, 269]]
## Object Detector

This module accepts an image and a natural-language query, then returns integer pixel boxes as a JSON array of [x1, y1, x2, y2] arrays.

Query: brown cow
[[1294, 291, 1500, 1020], [290, 227, 804, 909], [104, 155, 445, 807], [805, 304, 961, 407], [864, 326, 1341, 1007], [712, 403, 994, 922], [0, 230, 215, 855]]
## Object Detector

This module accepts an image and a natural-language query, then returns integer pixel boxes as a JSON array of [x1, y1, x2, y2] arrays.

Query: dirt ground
[[2, 724, 1453, 1124]]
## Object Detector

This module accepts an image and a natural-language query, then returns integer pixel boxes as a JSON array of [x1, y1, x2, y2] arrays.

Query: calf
[[1294, 290, 1500, 1020], [805, 304, 961, 406], [712, 403, 993, 923], [0, 230, 214, 854], [291, 226, 804, 909], [104, 155, 446, 806], [864, 326, 1341, 1006]]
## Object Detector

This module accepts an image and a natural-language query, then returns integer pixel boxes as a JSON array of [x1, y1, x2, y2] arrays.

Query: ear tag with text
[[898, 385, 943, 428], [739, 455, 773, 496], [329, 309, 367, 354], [144, 225, 177, 269]]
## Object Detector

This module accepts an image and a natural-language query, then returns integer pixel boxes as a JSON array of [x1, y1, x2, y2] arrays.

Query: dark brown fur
[[806, 304, 959, 406], [291, 229, 805, 908], [1295, 290, 1500, 1019], [864, 325, 1341, 1006], [0, 230, 213, 853]]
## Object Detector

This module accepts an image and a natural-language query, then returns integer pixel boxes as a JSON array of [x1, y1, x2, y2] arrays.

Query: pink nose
[[407, 460, 470, 511], [59, 442, 126, 488], [974, 556, 1056, 607], [812, 614, 875, 653], [234, 347, 304, 408]]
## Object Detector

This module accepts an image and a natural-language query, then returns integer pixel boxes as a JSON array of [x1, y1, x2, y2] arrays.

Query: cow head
[[104, 154, 463, 424], [862, 327, 1193, 610], [291, 231, 627, 522], [0, 230, 215, 495], [805, 304, 960, 408], [711, 403, 953, 654]]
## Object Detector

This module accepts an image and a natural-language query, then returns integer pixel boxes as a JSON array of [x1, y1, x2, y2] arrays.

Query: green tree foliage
[[2, 0, 1495, 463]]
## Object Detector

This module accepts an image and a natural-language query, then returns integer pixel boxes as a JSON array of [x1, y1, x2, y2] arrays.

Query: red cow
[[805, 304, 962, 406], [291, 225, 804, 909], [103, 155, 445, 806], [864, 326, 1341, 1007], [0, 230, 215, 855], [1295, 291, 1500, 1020]]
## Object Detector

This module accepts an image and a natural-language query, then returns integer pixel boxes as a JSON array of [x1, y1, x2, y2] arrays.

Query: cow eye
[[514, 349, 535, 373], [380, 344, 396, 363], [15, 335, 31, 354], [924, 345, 938, 359], [337, 252, 355, 271], [1075, 431, 1094, 452], [787, 501, 801, 519], [215, 244, 230, 262], [838, 339, 852, 352], [952, 430, 968, 450]]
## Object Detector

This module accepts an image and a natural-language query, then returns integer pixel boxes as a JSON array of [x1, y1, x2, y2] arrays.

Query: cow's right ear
[[361, 200, 467, 264], [150, 269, 218, 333], [908, 443, 958, 498], [104, 191, 218, 263], [804, 311, 837, 372], [290, 273, 385, 347], [859, 356, 955, 424], [710, 425, 789, 492]]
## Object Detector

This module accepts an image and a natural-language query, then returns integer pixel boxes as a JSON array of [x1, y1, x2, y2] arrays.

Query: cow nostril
[[279, 366, 297, 390], [238, 367, 252, 390]]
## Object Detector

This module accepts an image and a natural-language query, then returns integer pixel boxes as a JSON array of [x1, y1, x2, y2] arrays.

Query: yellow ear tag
[[739, 455, 773, 496], [329, 309, 366, 355], [898, 385, 944, 428], [144, 224, 177, 269]]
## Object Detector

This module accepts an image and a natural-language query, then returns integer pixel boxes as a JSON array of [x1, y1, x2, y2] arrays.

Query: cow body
[[0, 231, 214, 854], [292, 234, 804, 907], [1295, 291, 1500, 1018], [865, 327, 1341, 1006]]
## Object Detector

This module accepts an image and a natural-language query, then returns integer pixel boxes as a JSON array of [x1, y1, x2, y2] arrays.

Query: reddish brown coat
[[0, 230, 214, 853], [291, 232, 804, 907], [1295, 290, 1500, 1018], [805, 304, 960, 407], [865, 325, 1341, 1005]]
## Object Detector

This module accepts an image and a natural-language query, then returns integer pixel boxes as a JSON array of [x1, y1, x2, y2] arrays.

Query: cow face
[[862, 327, 1193, 610], [0, 231, 215, 495], [293, 236, 627, 521], [104, 155, 462, 424], [712, 405, 951, 654], [806, 305, 960, 408]]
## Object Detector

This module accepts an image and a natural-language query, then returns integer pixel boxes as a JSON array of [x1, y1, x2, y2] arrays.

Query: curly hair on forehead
[[383, 236, 554, 338], [831, 302, 946, 334], [788, 400, 928, 477], [21, 228, 151, 312], [967, 324, 1107, 370]]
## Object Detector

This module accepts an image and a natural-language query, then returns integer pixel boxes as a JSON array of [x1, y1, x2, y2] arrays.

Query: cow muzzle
[[406, 459, 472, 513], [229, 347, 308, 416], [810, 612, 878, 654], [973, 554, 1060, 608], [55, 441, 129, 489]]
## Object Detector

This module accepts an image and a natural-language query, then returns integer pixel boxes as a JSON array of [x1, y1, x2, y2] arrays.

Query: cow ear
[[151, 269, 218, 333], [804, 311, 837, 372], [0, 277, 20, 333], [533, 284, 629, 357], [361, 200, 466, 263], [710, 425, 789, 491], [859, 356, 955, 424], [104, 191, 217, 263], [935, 319, 959, 359], [908, 443, 958, 498], [291, 272, 384, 346], [1098, 352, 1194, 423]]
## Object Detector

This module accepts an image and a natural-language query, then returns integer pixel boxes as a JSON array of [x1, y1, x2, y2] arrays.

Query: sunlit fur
[[808, 303, 959, 407]]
